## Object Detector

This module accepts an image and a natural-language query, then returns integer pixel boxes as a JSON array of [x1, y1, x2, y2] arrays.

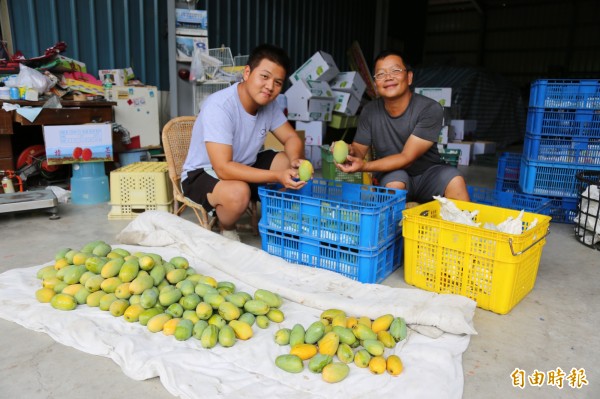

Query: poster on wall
[[176, 36, 209, 62], [43, 124, 113, 165], [175, 9, 208, 36]]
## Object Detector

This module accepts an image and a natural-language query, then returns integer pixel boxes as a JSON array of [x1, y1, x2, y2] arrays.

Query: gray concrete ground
[[0, 164, 598, 398]]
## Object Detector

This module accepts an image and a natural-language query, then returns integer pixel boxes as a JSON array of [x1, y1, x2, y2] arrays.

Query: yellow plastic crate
[[108, 162, 173, 220], [402, 200, 551, 314]]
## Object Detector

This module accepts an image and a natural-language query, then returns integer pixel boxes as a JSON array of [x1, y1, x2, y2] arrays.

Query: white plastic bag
[[189, 48, 206, 82], [16, 64, 54, 94], [434, 196, 480, 227]]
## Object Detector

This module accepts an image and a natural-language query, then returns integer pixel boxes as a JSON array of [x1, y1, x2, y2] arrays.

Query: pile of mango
[[274, 308, 406, 383], [35, 241, 285, 347]]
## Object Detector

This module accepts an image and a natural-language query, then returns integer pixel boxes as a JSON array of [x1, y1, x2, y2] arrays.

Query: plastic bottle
[[103, 74, 113, 101]]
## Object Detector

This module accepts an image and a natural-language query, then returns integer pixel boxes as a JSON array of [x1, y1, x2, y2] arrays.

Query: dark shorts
[[181, 150, 278, 212], [376, 164, 463, 203]]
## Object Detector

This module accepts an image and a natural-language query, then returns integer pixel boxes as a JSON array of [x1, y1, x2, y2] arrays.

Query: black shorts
[[181, 150, 278, 212], [376, 164, 463, 203]]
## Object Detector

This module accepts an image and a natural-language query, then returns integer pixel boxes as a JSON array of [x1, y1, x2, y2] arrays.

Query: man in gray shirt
[[336, 49, 469, 203]]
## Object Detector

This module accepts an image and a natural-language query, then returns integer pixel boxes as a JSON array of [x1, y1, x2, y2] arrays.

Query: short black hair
[[373, 50, 412, 72], [247, 44, 291, 75]]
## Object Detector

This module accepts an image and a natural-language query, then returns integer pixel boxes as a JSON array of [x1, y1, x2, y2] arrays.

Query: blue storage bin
[[523, 133, 600, 165], [118, 149, 150, 167], [258, 178, 406, 250], [495, 152, 521, 192], [468, 186, 551, 215], [519, 158, 600, 198], [259, 224, 403, 284], [529, 79, 600, 109], [526, 108, 600, 138]]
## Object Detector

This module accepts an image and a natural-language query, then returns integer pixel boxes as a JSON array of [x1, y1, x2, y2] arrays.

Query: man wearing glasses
[[335, 50, 469, 203]]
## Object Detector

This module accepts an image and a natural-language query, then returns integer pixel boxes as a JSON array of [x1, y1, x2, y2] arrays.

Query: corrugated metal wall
[[193, 0, 379, 73], [424, 0, 600, 90], [6, 0, 169, 89], [5, 0, 383, 93]]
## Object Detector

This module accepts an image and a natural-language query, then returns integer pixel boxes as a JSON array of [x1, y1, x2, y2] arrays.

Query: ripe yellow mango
[[147, 313, 172, 333], [322, 362, 350, 383], [298, 160, 314, 182], [386, 354, 403, 376], [50, 293, 77, 311], [229, 319, 253, 340], [36, 287, 56, 303], [369, 355, 386, 374], [372, 314, 394, 333], [290, 343, 318, 360], [332, 140, 349, 164]]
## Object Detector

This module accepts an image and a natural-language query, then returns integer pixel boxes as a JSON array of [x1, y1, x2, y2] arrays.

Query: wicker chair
[[161, 116, 258, 235]]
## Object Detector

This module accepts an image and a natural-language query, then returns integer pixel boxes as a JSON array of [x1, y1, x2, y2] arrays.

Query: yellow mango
[[322, 362, 350, 383], [50, 293, 77, 311], [162, 317, 181, 336], [332, 140, 349, 164], [298, 160, 314, 182], [35, 287, 56, 303], [147, 313, 173, 333], [318, 331, 340, 356], [123, 303, 145, 323], [369, 355, 386, 374], [386, 354, 403, 376], [371, 314, 394, 333], [290, 343, 318, 360], [229, 319, 253, 340]]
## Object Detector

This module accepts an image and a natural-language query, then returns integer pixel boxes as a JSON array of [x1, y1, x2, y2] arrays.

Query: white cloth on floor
[[0, 210, 477, 399]]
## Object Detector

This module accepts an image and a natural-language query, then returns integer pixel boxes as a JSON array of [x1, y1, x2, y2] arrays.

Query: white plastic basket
[[193, 81, 231, 113]]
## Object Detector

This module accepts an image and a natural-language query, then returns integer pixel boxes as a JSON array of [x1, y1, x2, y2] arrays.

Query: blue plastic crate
[[526, 108, 600, 138], [259, 224, 403, 284], [495, 152, 522, 192], [529, 79, 600, 109], [519, 158, 600, 198], [468, 186, 551, 215], [523, 133, 600, 165], [258, 178, 406, 250]]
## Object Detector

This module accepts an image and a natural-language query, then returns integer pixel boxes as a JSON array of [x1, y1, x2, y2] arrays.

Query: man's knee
[[385, 181, 407, 190], [444, 176, 470, 201]]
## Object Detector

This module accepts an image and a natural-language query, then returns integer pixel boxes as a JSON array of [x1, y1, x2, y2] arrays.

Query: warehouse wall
[[3, 0, 386, 95], [5, 0, 169, 89], [423, 0, 600, 93]]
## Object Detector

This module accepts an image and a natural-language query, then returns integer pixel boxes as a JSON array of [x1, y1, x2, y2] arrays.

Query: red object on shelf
[[125, 136, 141, 150]]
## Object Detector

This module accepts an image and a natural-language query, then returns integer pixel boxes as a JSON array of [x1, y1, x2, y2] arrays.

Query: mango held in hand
[[332, 140, 349, 164], [298, 160, 314, 182]]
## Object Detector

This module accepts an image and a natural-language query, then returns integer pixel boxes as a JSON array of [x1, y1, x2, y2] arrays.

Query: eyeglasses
[[373, 68, 408, 81]]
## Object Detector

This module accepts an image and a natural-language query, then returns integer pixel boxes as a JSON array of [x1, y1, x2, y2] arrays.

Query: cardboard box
[[446, 141, 474, 166], [439, 125, 452, 145], [295, 121, 326, 146], [329, 71, 366, 100], [54, 55, 87, 73], [472, 141, 497, 159], [99, 68, 135, 87], [175, 8, 208, 36], [289, 51, 340, 85], [450, 119, 477, 141], [414, 87, 452, 107], [329, 114, 358, 129], [285, 80, 335, 122], [305, 144, 322, 170], [332, 90, 361, 116], [43, 123, 113, 165], [175, 36, 209, 62], [263, 130, 305, 151]]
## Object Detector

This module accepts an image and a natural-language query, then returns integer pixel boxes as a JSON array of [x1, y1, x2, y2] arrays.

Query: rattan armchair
[[161, 116, 258, 235]]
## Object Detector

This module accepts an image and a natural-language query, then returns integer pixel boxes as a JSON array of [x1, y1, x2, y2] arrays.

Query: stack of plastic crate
[[258, 179, 406, 284], [517, 79, 600, 222]]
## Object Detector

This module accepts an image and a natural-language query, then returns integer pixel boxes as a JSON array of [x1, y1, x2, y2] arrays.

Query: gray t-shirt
[[354, 93, 443, 176], [182, 83, 287, 181]]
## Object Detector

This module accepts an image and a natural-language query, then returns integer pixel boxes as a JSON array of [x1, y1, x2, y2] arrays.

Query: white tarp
[[0, 211, 476, 399]]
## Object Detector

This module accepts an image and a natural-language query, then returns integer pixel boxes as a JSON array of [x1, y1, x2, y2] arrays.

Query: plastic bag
[[16, 64, 54, 94], [434, 196, 480, 227], [189, 48, 206, 82]]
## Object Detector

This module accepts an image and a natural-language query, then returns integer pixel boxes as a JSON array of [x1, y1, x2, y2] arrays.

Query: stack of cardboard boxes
[[284, 51, 366, 169], [416, 87, 495, 166]]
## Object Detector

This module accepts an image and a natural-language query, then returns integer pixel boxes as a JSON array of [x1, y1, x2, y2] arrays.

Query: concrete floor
[[0, 163, 598, 399]]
